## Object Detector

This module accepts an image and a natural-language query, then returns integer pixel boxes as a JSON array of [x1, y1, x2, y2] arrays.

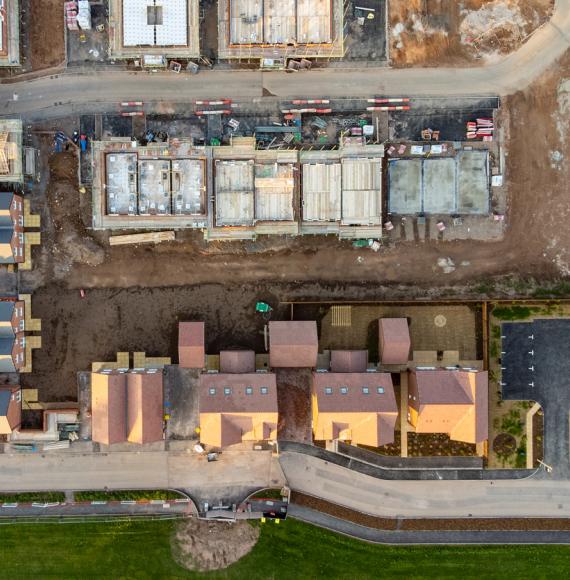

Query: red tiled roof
[[409, 369, 488, 444], [312, 372, 397, 413], [269, 321, 318, 368], [0, 386, 21, 435], [127, 371, 164, 444], [91, 372, 127, 445], [220, 350, 256, 374], [330, 350, 368, 373], [379, 318, 411, 364], [200, 373, 278, 414], [178, 322, 205, 368]]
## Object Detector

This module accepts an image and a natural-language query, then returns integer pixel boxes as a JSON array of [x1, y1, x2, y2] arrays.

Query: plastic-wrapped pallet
[[77, 0, 92, 30]]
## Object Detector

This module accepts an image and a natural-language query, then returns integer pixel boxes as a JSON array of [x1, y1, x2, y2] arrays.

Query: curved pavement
[[279, 450, 570, 518], [0, 0, 569, 117], [289, 504, 570, 545]]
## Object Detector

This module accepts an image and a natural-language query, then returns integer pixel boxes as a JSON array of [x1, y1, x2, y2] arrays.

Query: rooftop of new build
[[0, 0, 20, 67], [218, 0, 344, 60], [108, 0, 199, 59]]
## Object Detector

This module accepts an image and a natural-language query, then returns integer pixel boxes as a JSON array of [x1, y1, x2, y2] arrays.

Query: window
[[260, 387, 268, 395], [377, 387, 384, 394], [245, 386, 253, 395], [208, 388, 216, 396], [224, 387, 232, 396], [362, 387, 370, 395], [340, 387, 348, 395], [324, 387, 333, 395]]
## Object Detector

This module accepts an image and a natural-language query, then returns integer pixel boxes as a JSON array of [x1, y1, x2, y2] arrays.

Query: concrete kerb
[[526, 402, 543, 469], [288, 503, 570, 545], [278, 441, 536, 480]]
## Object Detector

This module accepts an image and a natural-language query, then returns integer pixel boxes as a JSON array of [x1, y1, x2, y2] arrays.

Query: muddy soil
[[389, 0, 554, 67], [28, 0, 66, 70], [172, 518, 259, 572], [20, 51, 570, 401]]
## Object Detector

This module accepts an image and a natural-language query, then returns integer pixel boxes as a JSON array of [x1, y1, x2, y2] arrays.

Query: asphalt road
[[0, 0, 569, 118], [289, 504, 570, 545], [280, 452, 570, 518]]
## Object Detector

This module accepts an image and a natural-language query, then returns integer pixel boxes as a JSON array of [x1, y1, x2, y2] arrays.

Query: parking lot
[[501, 319, 570, 478]]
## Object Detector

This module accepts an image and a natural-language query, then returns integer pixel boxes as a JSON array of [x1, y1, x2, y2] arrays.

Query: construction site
[[0, 0, 19, 67], [107, 0, 200, 61], [217, 0, 345, 62], [87, 96, 502, 241]]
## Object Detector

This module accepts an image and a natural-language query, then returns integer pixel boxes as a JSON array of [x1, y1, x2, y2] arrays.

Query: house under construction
[[300, 143, 384, 238], [108, 0, 200, 60], [92, 137, 385, 240], [91, 139, 208, 229], [0, 119, 23, 183], [0, 0, 20, 67], [218, 0, 344, 61]]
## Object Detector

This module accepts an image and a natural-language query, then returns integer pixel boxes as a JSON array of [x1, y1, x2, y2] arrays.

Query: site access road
[[0, 448, 286, 507], [0, 0, 569, 118]]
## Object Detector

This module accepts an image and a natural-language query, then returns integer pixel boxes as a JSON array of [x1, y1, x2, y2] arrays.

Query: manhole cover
[[434, 315, 447, 327]]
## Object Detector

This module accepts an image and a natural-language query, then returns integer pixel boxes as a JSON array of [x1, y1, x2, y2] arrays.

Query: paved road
[[0, 0, 569, 117], [289, 504, 570, 545], [0, 449, 285, 507], [280, 452, 570, 518], [0, 499, 192, 519]]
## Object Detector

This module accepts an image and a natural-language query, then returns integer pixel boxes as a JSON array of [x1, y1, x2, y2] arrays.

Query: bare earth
[[19, 50, 570, 401], [28, 0, 66, 70], [389, 0, 554, 66], [172, 518, 259, 572]]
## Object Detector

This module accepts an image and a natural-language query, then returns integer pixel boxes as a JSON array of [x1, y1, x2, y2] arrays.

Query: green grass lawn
[[0, 517, 568, 579]]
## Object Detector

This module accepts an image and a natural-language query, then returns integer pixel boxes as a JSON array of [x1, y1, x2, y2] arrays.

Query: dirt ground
[[172, 518, 259, 572], [27, 0, 66, 70], [276, 369, 313, 443], [389, 0, 554, 66], [18, 49, 570, 402]]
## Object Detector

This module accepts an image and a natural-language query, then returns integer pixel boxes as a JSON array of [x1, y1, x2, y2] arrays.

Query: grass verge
[[0, 492, 66, 503], [74, 490, 184, 502], [0, 518, 569, 578]]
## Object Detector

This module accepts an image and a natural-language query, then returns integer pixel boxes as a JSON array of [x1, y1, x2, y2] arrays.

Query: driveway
[[501, 319, 570, 478]]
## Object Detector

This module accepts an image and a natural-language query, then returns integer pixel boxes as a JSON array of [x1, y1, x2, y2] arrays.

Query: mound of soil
[[172, 518, 259, 572], [493, 432, 517, 455]]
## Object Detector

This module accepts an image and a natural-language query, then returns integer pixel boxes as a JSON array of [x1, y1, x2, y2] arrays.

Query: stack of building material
[[65, 1, 79, 30], [466, 118, 494, 141], [77, 0, 92, 30]]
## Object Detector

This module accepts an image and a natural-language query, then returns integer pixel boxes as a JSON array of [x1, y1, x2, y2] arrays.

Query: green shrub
[[501, 409, 523, 437], [492, 306, 538, 321], [0, 492, 66, 503], [75, 490, 184, 502]]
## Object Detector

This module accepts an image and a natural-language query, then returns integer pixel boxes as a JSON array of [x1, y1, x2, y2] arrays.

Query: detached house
[[408, 368, 488, 444], [312, 350, 398, 447], [199, 350, 278, 447]]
